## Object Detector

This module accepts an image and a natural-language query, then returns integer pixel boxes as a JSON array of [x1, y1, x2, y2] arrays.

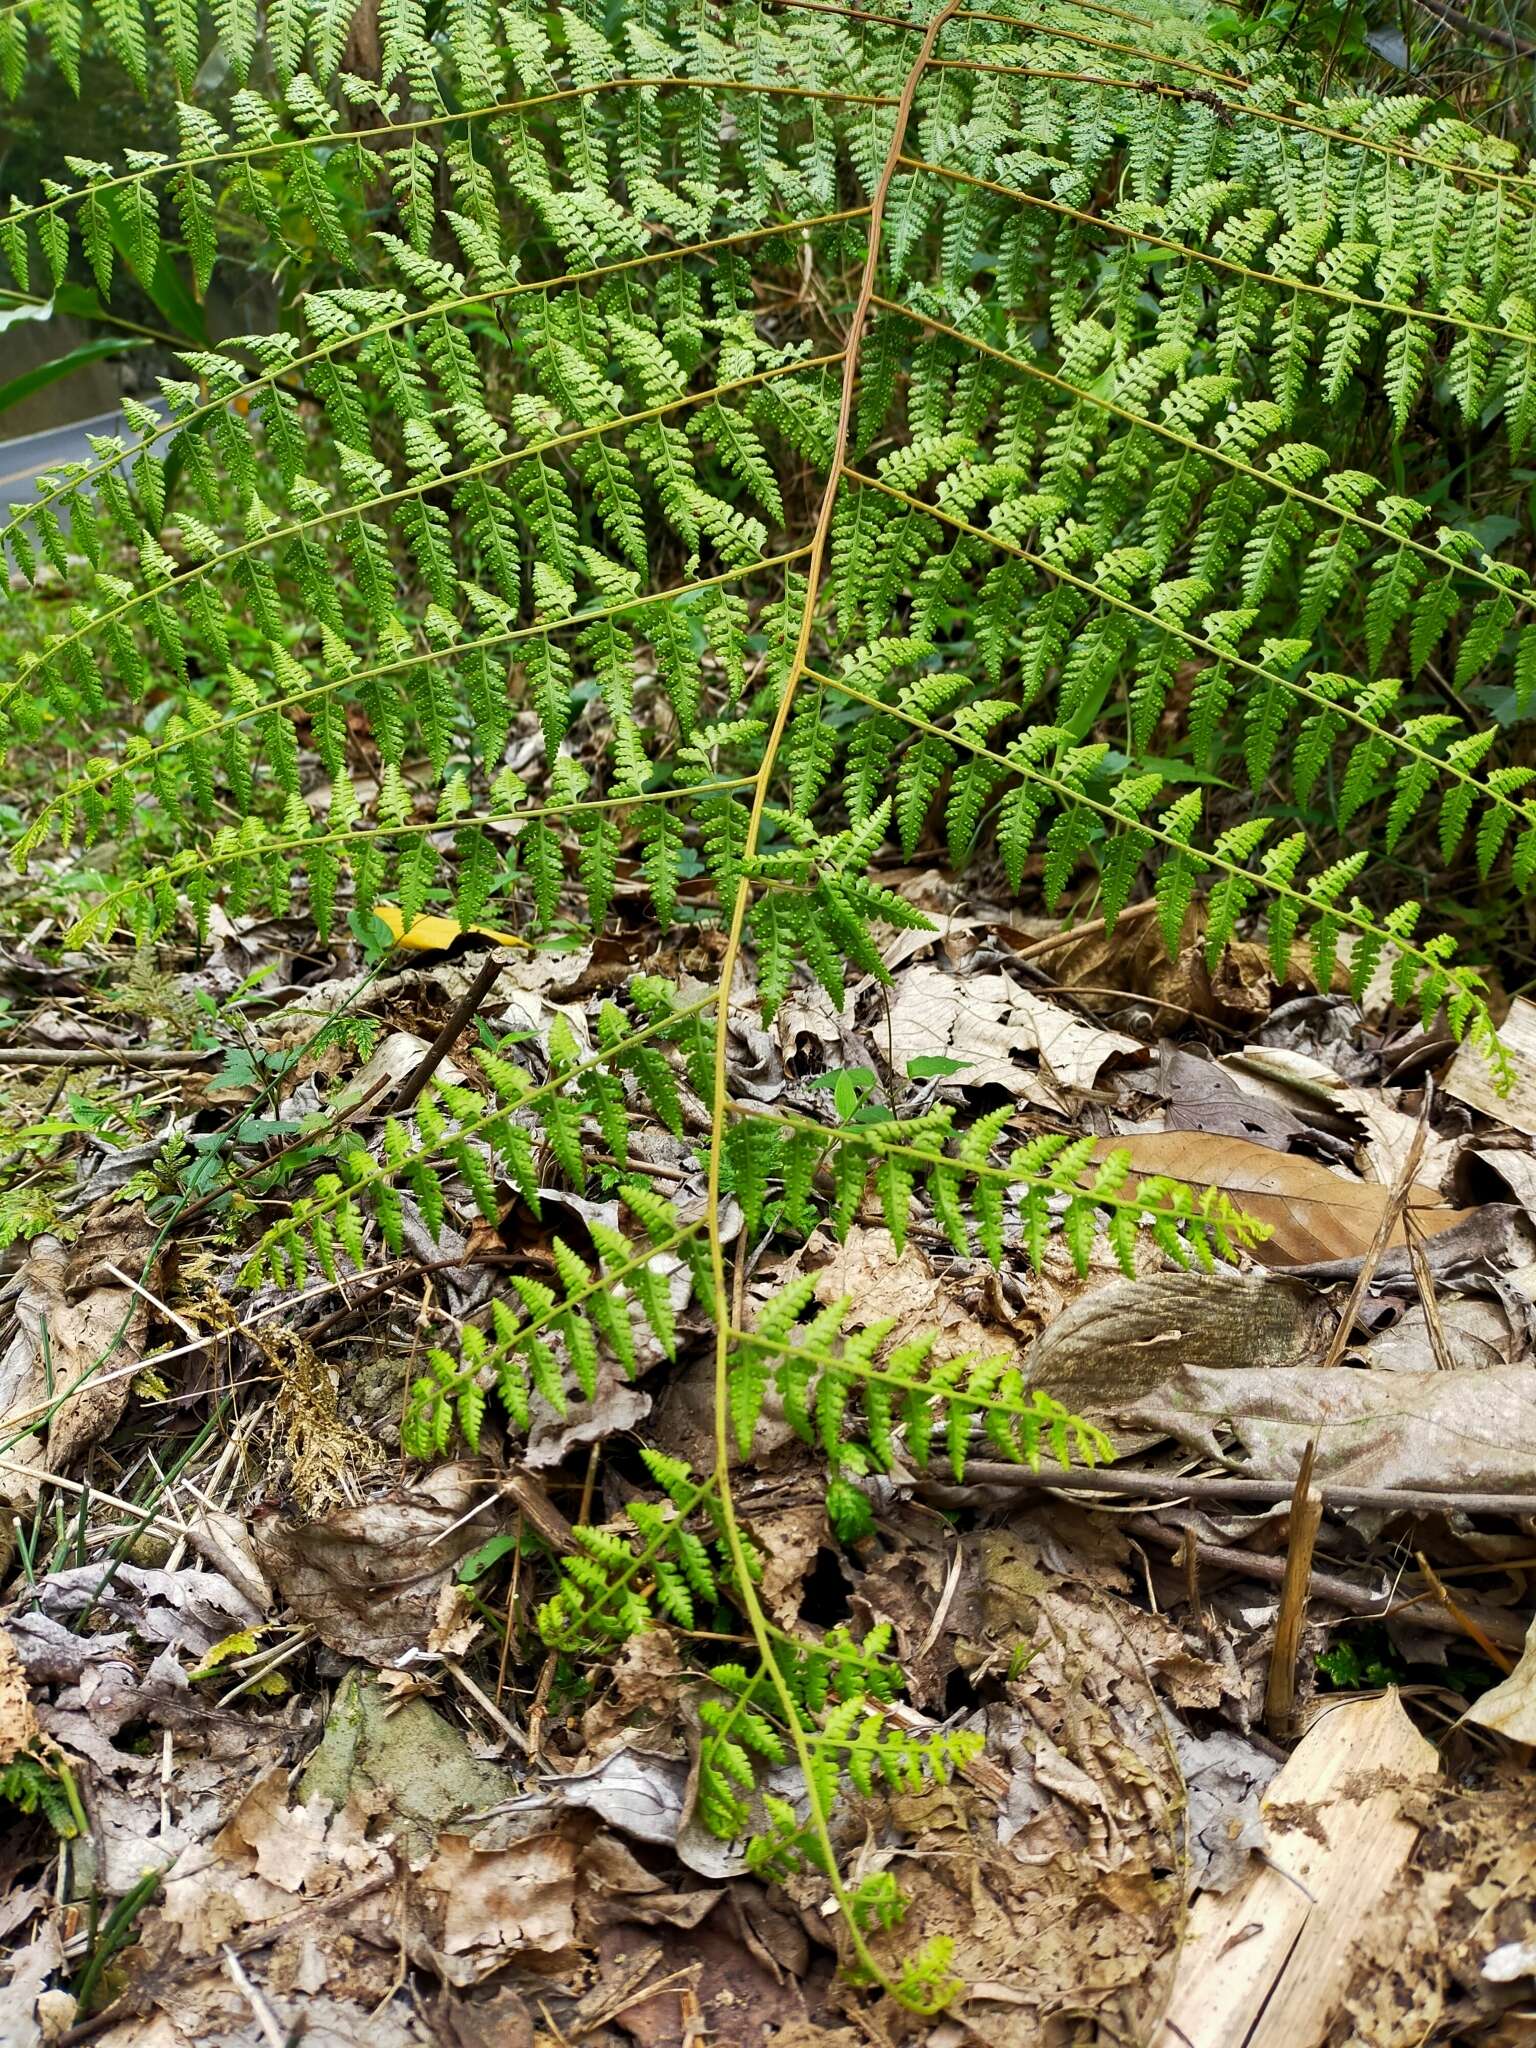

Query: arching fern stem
[[702, 0, 965, 2008]]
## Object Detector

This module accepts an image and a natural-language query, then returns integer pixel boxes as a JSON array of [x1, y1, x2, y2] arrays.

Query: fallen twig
[[1414, 1550, 1518, 1673], [1123, 1515, 1529, 1651], [1004, 895, 1162, 963], [920, 1461, 1536, 1519], [388, 952, 504, 1114], [1413, 0, 1535, 57], [1318, 1083, 1430, 1369], [1265, 1440, 1323, 1737], [0, 1046, 220, 1067]]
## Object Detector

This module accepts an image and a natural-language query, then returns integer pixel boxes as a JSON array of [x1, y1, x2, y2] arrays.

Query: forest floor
[[2, 867, 1535, 2047]]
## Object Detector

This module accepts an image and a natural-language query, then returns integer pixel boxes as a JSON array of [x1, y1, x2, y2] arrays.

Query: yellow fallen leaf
[[370, 903, 526, 952], [186, 1628, 264, 1682]]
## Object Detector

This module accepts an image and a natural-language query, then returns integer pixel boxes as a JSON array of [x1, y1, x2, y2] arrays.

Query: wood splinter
[[1265, 1438, 1323, 1740]]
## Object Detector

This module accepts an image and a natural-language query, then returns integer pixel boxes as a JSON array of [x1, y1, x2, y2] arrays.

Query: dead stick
[[0, 1046, 220, 1067], [1265, 1439, 1323, 1737], [920, 1462, 1536, 1518], [1122, 1516, 1528, 1650], [1005, 895, 1161, 963], [1414, 1550, 1518, 1673], [1319, 1081, 1431, 1369], [388, 953, 503, 1114], [1413, 0, 1535, 57], [1405, 1209, 1456, 1374]]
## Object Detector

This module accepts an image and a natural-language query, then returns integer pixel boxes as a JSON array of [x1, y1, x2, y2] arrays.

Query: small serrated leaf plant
[[1, 0, 1529, 2005]]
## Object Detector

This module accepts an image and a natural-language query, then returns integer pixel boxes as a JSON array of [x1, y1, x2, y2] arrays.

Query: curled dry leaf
[[1219, 1045, 1458, 1191], [1023, 1269, 1335, 1411], [1093, 1359, 1536, 1492], [419, 1829, 580, 1968], [253, 1462, 504, 1663], [330, 1028, 469, 1117], [542, 1748, 690, 1848], [1446, 995, 1536, 1140], [884, 963, 1146, 1101], [0, 1627, 38, 1765], [0, 1235, 146, 1513], [1465, 1613, 1536, 1745], [180, 1505, 273, 1615], [27, 1561, 261, 1657]]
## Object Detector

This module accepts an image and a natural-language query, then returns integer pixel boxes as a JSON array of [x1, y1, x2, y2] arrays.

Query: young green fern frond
[[723, 1104, 1267, 1274], [728, 1280, 1114, 1487], [401, 1184, 709, 1457], [236, 988, 717, 1291], [535, 1451, 758, 1651], [699, 1635, 982, 1858]]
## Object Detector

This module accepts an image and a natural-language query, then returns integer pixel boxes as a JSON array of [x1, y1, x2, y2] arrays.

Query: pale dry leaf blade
[[1103, 1132, 1469, 1264]]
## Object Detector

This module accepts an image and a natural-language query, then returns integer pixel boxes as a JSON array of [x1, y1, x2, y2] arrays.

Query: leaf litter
[[1, 882, 1534, 2047]]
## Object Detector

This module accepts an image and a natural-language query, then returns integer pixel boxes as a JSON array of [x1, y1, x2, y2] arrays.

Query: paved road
[[0, 403, 167, 508]]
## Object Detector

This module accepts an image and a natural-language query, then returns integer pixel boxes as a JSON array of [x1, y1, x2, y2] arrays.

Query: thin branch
[[1414, 0, 1535, 58], [922, 1460, 1536, 1516]]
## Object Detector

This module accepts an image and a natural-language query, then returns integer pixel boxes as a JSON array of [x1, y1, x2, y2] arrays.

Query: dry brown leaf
[[1465, 1613, 1536, 1745], [419, 1830, 579, 1964], [1024, 1270, 1334, 1411], [156, 1761, 393, 1972], [253, 1463, 504, 1663], [1446, 995, 1536, 1138], [1089, 1358, 1536, 1491], [0, 1236, 145, 1511], [1014, 906, 1281, 1029], [1217, 1046, 1458, 1191], [426, 1584, 483, 1660], [884, 963, 1146, 1100], [1104, 1131, 1469, 1264], [854, 1522, 1186, 2045], [0, 1627, 38, 1766]]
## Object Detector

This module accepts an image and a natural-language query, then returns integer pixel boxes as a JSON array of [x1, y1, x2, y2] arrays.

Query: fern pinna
[[1, 0, 1528, 2006]]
